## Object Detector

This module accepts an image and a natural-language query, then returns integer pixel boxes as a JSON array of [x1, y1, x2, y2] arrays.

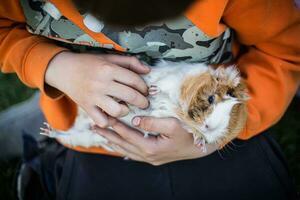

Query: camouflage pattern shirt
[[20, 0, 234, 64]]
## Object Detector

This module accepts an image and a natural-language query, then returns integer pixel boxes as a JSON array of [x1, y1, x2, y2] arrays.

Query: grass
[[0, 159, 20, 199], [271, 99, 300, 191], [0, 73, 35, 111], [0, 73, 36, 199], [0, 73, 299, 199]]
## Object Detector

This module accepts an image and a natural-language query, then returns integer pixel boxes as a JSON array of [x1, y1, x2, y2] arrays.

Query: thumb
[[85, 106, 109, 128], [102, 54, 150, 74], [132, 116, 180, 136]]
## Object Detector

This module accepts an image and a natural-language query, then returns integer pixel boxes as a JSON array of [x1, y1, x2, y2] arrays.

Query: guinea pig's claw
[[149, 85, 160, 96], [123, 156, 131, 161], [194, 137, 207, 153], [40, 122, 56, 138], [40, 127, 54, 137], [40, 127, 50, 136]]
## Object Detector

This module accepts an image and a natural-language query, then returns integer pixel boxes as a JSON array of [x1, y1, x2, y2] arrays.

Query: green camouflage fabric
[[20, 0, 234, 64]]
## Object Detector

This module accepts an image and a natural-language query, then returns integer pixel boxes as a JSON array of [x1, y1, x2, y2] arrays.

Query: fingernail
[[97, 131, 103, 135], [142, 64, 150, 71], [132, 117, 141, 126], [97, 119, 108, 128], [95, 129, 104, 135], [121, 106, 130, 117], [143, 100, 150, 109]]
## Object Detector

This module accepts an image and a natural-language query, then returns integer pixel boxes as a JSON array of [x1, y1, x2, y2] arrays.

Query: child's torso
[[20, 0, 234, 64]]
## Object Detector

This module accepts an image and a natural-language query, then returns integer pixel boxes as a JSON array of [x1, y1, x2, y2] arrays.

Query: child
[[0, 0, 299, 199]]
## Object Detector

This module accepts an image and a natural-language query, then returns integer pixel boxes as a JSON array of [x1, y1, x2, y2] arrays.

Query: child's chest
[[20, 0, 234, 64]]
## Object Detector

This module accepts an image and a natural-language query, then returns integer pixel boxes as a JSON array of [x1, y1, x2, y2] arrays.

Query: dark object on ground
[[18, 131, 298, 200], [17, 133, 60, 200], [0, 93, 45, 160], [0, 158, 20, 199], [271, 98, 300, 193]]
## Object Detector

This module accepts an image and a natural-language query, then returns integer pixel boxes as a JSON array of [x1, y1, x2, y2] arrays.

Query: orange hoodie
[[0, 0, 299, 156]]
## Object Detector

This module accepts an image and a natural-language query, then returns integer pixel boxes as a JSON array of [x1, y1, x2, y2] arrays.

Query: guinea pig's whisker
[[228, 140, 243, 148], [217, 149, 225, 160], [223, 145, 233, 156], [224, 143, 236, 152]]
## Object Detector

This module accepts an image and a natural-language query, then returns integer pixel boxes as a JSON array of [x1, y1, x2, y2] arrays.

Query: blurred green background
[[0, 73, 299, 199]]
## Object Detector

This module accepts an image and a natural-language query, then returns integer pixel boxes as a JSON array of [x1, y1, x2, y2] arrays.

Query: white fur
[[43, 61, 241, 149], [213, 66, 240, 87], [197, 97, 239, 143]]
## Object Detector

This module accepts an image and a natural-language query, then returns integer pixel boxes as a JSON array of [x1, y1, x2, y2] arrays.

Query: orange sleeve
[[0, 0, 67, 98], [223, 0, 300, 139]]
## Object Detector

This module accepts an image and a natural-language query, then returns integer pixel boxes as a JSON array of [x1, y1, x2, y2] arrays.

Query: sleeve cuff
[[23, 41, 68, 100]]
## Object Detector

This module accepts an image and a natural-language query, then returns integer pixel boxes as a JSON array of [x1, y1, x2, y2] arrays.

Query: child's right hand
[[45, 52, 150, 127]]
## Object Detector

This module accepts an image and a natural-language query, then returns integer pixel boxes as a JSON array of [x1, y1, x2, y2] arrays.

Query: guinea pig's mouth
[[199, 125, 217, 134]]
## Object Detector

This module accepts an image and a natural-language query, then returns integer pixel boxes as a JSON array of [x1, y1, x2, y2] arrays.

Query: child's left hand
[[94, 117, 218, 165]]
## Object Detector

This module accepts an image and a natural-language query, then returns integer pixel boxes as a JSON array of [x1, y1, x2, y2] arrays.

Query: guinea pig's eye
[[226, 89, 236, 97], [208, 95, 215, 104]]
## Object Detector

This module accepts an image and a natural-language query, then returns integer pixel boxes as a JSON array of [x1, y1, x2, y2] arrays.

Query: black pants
[[21, 132, 298, 200]]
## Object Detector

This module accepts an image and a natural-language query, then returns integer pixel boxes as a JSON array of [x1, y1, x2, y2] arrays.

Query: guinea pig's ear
[[214, 66, 241, 87], [212, 67, 226, 81]]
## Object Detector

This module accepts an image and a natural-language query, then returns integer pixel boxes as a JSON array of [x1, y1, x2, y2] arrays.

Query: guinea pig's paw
[[193, 134, 207, 153], [40, 122, 56, 138], [149, 85, 160, 96]]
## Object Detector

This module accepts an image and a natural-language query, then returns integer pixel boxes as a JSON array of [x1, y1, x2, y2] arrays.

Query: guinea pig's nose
[[205, 124, 209, 129]]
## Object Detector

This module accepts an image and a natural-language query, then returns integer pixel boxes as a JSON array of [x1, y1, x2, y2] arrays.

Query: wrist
[[45, 51, 73, 91]]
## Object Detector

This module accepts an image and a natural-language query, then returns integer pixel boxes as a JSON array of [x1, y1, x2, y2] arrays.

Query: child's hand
[[45, 52, 150, 127], [94, 117, 218, 165]]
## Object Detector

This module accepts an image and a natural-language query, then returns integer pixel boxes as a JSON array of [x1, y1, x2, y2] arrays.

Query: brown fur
[[215, 75, 249, 147], [178, 72, 218, 125], [219, 102, 248, 147]]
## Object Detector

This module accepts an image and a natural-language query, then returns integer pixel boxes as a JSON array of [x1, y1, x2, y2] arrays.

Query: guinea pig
[[41, 60, 249, 152]]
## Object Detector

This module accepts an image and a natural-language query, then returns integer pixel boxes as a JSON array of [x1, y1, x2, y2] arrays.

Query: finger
[[110, 144, 145, 162], [112, 120, 157, 147], [102, 54, 150, 74], [93, 126, 141, 154], [112, 67, 149, 96], [96, 96, 129, 118], [107, 116, 118, 127], [85, 106, 108, 128], [132, 116, 180, 135], [107, 82, 149, 109]]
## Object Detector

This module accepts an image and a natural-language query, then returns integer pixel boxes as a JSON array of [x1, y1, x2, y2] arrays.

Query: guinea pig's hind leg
[[40, 122, 71, 139], [149, 85, 160, 96]]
